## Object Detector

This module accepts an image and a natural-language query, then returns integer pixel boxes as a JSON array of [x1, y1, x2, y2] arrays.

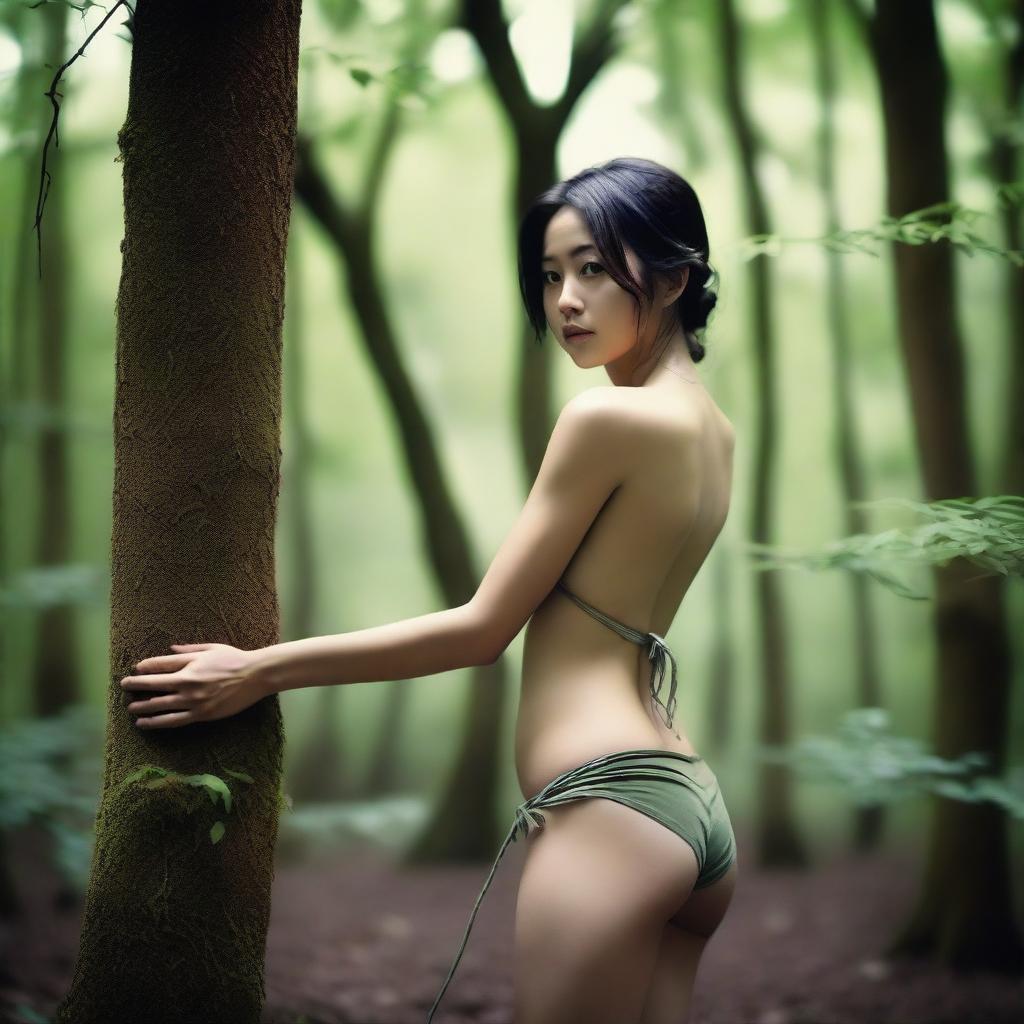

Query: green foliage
[[119, 763, 255, 843], [0, 704, 103, 892], [761, 707, 1024, 818], [738, 189, 1024, 266], [0, 562, 108, 609], [300, 46, 436, 103], [745, 495, 1024, 599]]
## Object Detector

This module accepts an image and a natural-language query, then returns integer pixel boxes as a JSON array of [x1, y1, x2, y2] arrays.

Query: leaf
[[184, 773, 232, 813], [210, 820, 225, 845], [349, 68, 373, 87], [123, 765, 168, 786], [224, 768, 254, 785]]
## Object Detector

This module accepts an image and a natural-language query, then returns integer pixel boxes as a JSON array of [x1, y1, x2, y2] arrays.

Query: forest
[[0, 0, 1022, 1022]]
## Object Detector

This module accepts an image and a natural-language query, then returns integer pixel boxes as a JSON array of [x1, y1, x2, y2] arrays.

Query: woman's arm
[[121, 387, 629, 728], [255, 386, 630, 694], [250, 602, 488, 695]]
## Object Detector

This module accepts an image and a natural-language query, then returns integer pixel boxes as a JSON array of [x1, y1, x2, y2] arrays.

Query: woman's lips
[[564, 330, 593, 342]]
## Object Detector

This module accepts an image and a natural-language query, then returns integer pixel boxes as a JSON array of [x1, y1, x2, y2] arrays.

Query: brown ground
[[2, 822, 1022, 1024]]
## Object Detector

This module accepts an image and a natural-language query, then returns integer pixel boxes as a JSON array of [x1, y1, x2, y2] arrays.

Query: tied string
[[426, 803, 546, 1023], [646, 632, 681, 740], [554, 581, 682, 740], [426, 751, 702, 1021]]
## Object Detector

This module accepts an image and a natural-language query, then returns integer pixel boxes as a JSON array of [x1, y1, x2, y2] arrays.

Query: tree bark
[[54, 1, 302, 1020], [864, 0, 1022, 972]]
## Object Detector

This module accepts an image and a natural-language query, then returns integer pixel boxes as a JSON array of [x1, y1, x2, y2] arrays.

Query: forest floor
[[2, 821, 1022, 1024]]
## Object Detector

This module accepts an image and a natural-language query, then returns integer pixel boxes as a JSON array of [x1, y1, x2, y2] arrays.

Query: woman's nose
[[558, 283, 582, 315]]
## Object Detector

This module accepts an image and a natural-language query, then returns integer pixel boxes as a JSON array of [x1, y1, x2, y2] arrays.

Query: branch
[[554, 0, 630, 123], [458, 0, 534, 124], [293, 133, 357, 246], [33, 0, 131, 281]]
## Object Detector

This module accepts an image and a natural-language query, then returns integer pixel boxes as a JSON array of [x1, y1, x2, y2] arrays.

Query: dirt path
[[2, 823, 1022, 1023]]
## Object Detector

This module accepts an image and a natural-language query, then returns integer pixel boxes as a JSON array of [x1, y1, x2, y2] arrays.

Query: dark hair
[[516, 156, 718, 362]]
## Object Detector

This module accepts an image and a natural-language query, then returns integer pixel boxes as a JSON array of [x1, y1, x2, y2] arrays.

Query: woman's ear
[[662, 266, 689, 308]]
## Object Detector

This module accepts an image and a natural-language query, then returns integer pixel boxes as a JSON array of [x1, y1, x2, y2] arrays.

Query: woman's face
[[541, 205, 663, 370]]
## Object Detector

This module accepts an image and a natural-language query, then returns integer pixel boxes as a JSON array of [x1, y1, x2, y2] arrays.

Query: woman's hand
[[120, 642, 268, 729]]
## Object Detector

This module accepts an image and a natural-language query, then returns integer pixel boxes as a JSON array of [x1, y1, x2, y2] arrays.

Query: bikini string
[[426, 804, 545, 1023], [426, 752, 699, 1021], [554, 581, 681, 739]]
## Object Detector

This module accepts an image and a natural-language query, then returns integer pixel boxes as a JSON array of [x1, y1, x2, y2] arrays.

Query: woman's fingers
[[136, 710, 195, 729], [121, 673, 178, 689], [133, 652, 192, 672], [127, 693, 186, 714]]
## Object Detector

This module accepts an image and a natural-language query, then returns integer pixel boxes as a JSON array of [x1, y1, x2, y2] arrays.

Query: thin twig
[[33, 0, 130, 280]]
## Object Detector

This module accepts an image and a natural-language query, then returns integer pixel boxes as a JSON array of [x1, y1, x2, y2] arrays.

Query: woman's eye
[[542, 262, 603, 285]]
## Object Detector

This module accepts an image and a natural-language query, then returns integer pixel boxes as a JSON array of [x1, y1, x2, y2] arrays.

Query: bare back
[[514, 383, 735, 798]]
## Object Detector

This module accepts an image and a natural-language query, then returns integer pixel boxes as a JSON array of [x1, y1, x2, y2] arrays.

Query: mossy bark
[[54, 1, 302, 1021]]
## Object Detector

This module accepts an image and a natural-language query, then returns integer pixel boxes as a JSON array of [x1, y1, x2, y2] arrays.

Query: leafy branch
[[744, 495, 1024, 599], [732, 188, 1024, 266], [760, 707, 1024, 818]]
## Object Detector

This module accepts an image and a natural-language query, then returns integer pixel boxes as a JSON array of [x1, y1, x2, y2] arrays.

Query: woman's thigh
[[639, 862, 738, 1024], [514, 797, 700, 1024]]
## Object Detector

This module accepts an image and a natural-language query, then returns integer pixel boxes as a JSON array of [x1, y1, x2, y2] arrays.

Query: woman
[[120, 156, 738, 1024]]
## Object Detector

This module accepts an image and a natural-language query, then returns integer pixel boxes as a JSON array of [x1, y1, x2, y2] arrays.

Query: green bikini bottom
[[426, 747, 737, 1022]]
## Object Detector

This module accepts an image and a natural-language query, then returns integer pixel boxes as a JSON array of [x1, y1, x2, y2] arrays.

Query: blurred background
[[0, 1, 1022, 1022]]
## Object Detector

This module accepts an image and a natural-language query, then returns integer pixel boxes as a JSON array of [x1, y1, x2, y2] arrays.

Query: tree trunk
[[458, 0, 629, 483], [293, 118, 510, 857], [0, 0, 51, 921], [281, 196, 352, 804], [32, 0, 79, 720], [864, 0, 1022, 972], [54, 2, 302, 1020], [706, 549, 736, 752], [807, 0, 886, 853], [716, 0, 807, 867], [993, 0, 1024, 494]]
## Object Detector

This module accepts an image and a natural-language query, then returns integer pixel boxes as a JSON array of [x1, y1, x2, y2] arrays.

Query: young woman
[[120, 156, 738, 1024]]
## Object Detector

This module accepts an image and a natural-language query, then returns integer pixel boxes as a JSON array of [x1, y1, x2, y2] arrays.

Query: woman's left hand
[[120, 642, 268, 729]]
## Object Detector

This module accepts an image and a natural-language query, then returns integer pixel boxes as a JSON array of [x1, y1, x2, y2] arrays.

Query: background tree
[[458, 0, 631, 483], [807, 0, 885, 852], [292, 2, 511, 857], [716, 0, 807, 868], [848, 0, 1021, 971]]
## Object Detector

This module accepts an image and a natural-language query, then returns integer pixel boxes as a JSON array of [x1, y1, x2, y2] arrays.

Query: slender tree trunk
[[650, 0, 708, 173], [994, 0, 1024, 494], [293, 96, 510, 856], [0, 0, 49, 921], [32, 0, 78, 719], [281, 202, 352, 804], [863, 0, 1021, 972], [459, 0, 629, 483], [706, 548, 736, 752], [54, 2, 302, 1020], [807, 0, 885, 852], [716, 0, 807, 867]]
